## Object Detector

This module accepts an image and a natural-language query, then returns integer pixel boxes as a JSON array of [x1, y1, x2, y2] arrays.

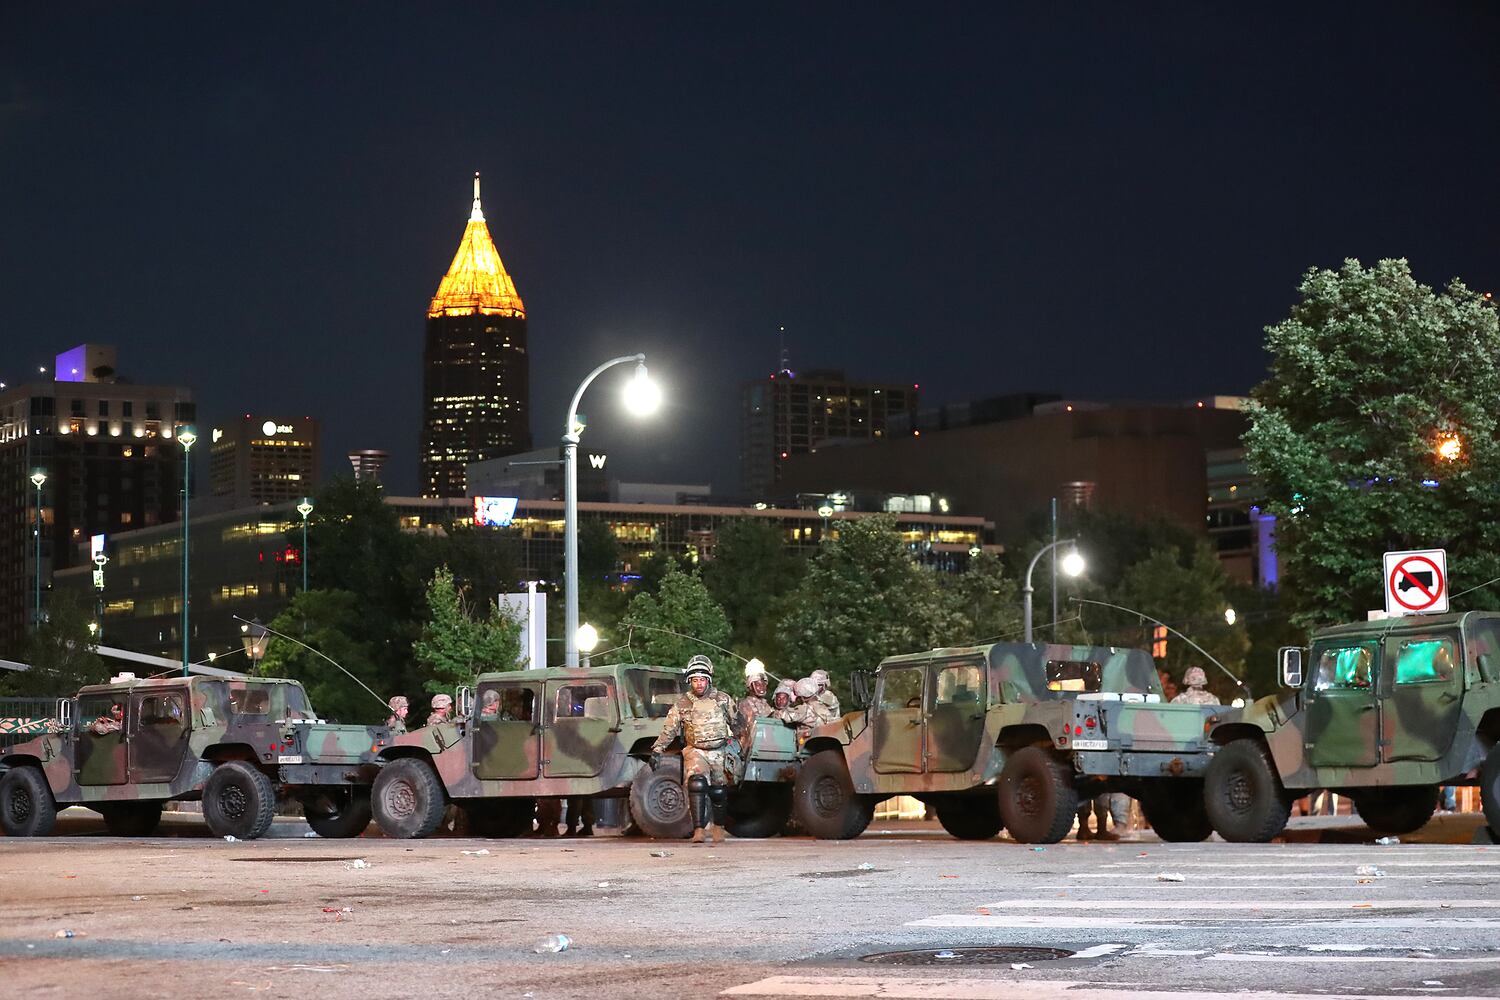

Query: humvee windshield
[[229, 683, 311, 720], [1311, 642, 1376, 691], [624, 669, 685, 719], [1045, 660, 1102, 694]]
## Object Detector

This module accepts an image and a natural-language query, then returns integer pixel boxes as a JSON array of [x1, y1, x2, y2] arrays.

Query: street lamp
[[562, 354, 661, 668], [177, 427, 197, 675], [29, 470, 45, 629], [577, 622, 599, 668], [1023, 538, 1084, 642], [241, 618, 270, 669], [1224, 607, 1237, 626], [296, 497, 314, 592], [92, 550, 108, 639]]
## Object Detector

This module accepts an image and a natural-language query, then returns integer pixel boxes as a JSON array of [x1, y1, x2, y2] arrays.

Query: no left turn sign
[[1383, 548, 1449, 616]]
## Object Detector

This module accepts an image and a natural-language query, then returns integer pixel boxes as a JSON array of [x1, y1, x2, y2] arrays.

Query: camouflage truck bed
[[0, 675, 387, 841]]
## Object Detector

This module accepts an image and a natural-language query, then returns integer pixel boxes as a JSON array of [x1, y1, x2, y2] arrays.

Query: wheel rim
[[11, 788, 32, 824], [384, 779, 416, 820], [1226, 768, 1254, 814], [811, 774, 845, 816], [653, 779, 684, 817], [1013, 774, 1042, 818], [220, 782, 248, 820]]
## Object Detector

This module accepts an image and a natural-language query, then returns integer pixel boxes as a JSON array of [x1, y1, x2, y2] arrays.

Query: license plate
[[277, 755, 304, 764], [1071, 739, 1109, 751]]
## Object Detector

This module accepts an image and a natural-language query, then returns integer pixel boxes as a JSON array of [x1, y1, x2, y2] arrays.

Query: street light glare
[[1224, 607, 1237, 626], [622, 363, 662, 417], [576, 622, 599, 653], [1061, 550, 1086, 578]]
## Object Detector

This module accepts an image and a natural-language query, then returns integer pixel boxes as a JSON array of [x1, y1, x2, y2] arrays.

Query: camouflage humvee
[[369, 662, 686, 838], [776, 642, 1221, 843], [0, 674, 390, 840], [1205, 610, 1500, 842]]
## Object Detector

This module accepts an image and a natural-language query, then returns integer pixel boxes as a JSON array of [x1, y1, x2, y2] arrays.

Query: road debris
[[1375, 837, 1400, 845], [222, 835, 238, 843], [1011, 963, 1033, 970], [461, 849, 491, 856], [347, 859, 372, 870], [856, 862, 875, 870], [533, 934, 572, 954], [1156, 873, 1186, 883], [53, 930, 83, 939], [933, 951, 958, 960], [1354, 865, 1385, 877], [649, 850, 673, 858]]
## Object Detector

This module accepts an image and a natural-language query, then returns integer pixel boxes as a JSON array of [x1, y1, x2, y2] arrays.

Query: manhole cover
[[861, 946, 1074, 966]]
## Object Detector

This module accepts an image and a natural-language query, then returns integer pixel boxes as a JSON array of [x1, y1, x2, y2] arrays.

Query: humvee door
[[129, 685, 189, 783], [473, 678, 542, 779], [1304, 640, 1379, 768], [873, 666, 924, 773], [925, 658, 987, 772], [1382, 632, 1462, 763], [543, 678, 617, 778], [76, 693, 127, 785]]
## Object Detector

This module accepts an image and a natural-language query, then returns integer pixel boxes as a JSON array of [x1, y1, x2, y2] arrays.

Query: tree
[[413, 567, 524, 695], [620, 562, 733, 690], [1246, 258, 1500, 624], [703, 519, 804, 654], [940, 551, 1021, 646], [2, 592, 107, 696], [776, 516, 957, 698], [256, 590, 388, 724]]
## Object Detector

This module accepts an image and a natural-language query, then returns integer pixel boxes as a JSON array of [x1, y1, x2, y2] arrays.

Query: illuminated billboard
[[472, 496, 519, 528]]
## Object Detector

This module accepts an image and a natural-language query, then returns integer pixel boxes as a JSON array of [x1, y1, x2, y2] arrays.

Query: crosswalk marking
[[721, 975, 1497, 999], [972, 898, 1497, 910]]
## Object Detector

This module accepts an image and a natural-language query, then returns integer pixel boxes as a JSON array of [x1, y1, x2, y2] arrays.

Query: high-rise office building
[[420, 173, 531, 498], [208, 415, 319, 506], [740, 368, 918, 498], [347, 449, 389, 484], [0, 345, 193, 653]]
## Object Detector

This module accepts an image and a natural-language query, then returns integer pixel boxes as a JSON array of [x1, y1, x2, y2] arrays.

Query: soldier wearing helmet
[[386, 695, 410, 734], [737, 661, 774, 726], [649, 654, 742, 843], [1171, 666, 1218, 705], [778, 677, 832, 742], [427, 693, 455, 726], [811, 669, 841, 717], [771, 681, 796, 717]]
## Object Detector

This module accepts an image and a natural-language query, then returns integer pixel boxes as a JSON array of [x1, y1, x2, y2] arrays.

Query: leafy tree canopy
[[2, 592, 108, 696], [256, 589, 388, 724], [703, 518, 805, 653], [1246, 258, 1500, 624], [413, 566, 524, 695], [620, 562, 734, 690]]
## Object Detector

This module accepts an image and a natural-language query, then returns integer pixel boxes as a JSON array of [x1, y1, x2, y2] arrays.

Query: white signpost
[[1382, 548, 1448, 617], [499, 581, 548, 669]]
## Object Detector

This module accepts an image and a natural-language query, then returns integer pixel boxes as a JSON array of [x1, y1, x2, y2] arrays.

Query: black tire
[[303, 788, 373, 839], [465, 797, 537, 838], [997, 746, 1077, 844], [1482, 745, 1500, 840], [203, 761, 276, 840], [1138, 781, 1213, 842], [1204, 739, 1291, 843], [371, 758, 448, 839], [724, 783, 792, 839], [934, 796, 1003, 841], [792, 750, 874, 840], [0, 766, 57, 837], [628, 760, 693, 839], [1353, 785, 1439, 835], [100, 801, 164, 837]]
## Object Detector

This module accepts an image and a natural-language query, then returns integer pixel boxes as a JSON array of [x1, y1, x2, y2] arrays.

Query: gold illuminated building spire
[[427, 172, 526, 319]]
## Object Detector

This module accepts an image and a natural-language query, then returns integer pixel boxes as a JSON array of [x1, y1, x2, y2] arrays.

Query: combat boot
[[691, 827, 706, 844], [708, 822, 725, 844]]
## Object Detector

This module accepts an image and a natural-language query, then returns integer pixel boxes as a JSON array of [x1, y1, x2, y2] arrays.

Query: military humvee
[[783, 642, 1222, 843], [1205, 610, 1500, 842], [369, 662, 687, 838], [0, 674, 389, 840]]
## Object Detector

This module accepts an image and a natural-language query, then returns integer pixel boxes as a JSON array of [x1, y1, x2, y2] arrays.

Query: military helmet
[[811, 669, 830, 687], [744, 660, 768, 681], [772, 681, 795, 702], [388, 695, 408, 711], [685, 655, 715, 679], [432, 693, 454, 710], [1183, 666, 1208, 688], [794, 678, 819, 699]]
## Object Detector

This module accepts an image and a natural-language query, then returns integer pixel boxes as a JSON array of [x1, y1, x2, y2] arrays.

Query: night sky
[[3, 4, 1497, 497]]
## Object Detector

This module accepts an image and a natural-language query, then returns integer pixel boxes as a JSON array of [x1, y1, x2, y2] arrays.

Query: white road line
[[974, 899, 1498, 911], [1093, 860, 1498, 869], [1067, 872, 1486, 880], [907, 915, 1500, 930], [1068, 944, 1127, 959], [720, 976, 1498, 999], [1206, 953, 1500, 964]]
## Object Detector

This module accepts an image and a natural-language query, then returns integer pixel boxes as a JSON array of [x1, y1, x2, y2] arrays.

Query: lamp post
[[1022, 538, 1084, 642], [562, 354, 661, 668], [241, 618, 270, 671], [29, 470, 45, 629], [92, 550, 108, 639], [296, 497, 314, 592], [577, 622, 599, 669], [177, 428, 197, 675]]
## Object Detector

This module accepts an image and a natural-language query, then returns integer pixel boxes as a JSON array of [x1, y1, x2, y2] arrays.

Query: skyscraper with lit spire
[[420, 173, 531, 498]]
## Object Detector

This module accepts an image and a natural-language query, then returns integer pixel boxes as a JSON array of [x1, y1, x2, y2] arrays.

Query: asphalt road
[[2, 813, 1498, 1000]]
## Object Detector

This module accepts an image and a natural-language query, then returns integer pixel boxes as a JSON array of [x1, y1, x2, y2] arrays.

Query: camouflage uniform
[[653, 688, 741, 784], [385, 695, 409, 735], [88, 714, 122, 736], [737, 692, 773, 723], [812, 669, 840, 716], [1171, 666, 1218, 706], [426, 693, 453, 727]]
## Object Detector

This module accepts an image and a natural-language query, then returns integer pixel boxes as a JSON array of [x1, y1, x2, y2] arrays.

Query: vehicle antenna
[[232, 614, 389, 711], [1071, 597, 1253, 702]]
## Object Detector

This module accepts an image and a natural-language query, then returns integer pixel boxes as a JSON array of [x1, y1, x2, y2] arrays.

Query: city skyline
[[2, 6, 1497, 495]]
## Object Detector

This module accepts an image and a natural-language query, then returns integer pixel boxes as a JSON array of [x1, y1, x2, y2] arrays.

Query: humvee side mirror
[[1278, 647, 1304, 689], [851, 671, 874, 710]]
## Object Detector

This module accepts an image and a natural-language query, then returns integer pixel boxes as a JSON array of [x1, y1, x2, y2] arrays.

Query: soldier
[[770, 681, 796, 716], [478, 690, 501, 720], [779, 678, 830, 742], [649, 655, 741, 844], [386, 695, 409, 734], [564, 796, 595, 837], [812, 669, 841, 717], [88, 701, 124, 736], [737, 662, 774, 724], [426, 693, 454, 726], [1172, 666, 1219, 705]]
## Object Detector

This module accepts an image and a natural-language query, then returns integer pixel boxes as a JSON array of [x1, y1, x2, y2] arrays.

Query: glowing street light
[[1023, 539, 1085, 642], [1224, 607, 1238, 626], [577, 622, 599, 668], [563, 355, 661, 668], [178, 427, 197, 675], [29, 470, 45, 629], [1436, 434, 1462, 462], [241, 618, 270, 668], [297, 497, 314, 592]]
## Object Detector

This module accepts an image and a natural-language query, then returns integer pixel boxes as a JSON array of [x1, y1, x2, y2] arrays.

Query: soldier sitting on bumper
[[649, 655, 742, 844]]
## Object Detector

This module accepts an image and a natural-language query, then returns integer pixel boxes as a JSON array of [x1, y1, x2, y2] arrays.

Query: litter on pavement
[[1156, 873, 1186, 882]]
